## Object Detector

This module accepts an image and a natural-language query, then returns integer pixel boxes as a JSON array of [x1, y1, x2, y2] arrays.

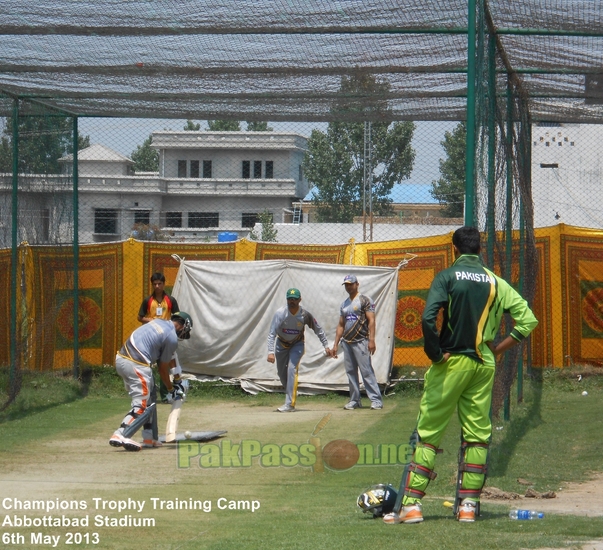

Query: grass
[[0, 365, 602, 549]]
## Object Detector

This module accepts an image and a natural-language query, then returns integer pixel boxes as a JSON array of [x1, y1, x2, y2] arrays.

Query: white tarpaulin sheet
[[172, 260, 399, 395]]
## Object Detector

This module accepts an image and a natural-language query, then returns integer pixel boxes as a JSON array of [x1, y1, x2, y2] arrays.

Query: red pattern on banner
[[395, 295, 425, 342], [562, 235, 603, 366], [31, 244, 121, 370], [56, 296, 103, 342], [582, 287, 603, 334]]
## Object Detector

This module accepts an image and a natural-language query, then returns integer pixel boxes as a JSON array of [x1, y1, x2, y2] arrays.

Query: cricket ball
[[184, 430, 192, 439], [321, 439, 359, 470], [582, 391, 588, 396]]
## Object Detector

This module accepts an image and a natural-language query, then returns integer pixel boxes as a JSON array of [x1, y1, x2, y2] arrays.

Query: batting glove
[[166, 385, 184, 404]]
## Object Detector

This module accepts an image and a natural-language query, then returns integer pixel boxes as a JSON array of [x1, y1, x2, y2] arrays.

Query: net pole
[[486, 31, 496, 267], [72, 116, 80, 379], [363, 122, 367, 241], [464, 0, 477, 226], [505, 80, 522, 407], [9, 98, 19, 394]]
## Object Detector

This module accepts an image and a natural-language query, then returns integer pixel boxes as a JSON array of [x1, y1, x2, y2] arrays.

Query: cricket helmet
[[357, 484, 398, 518], [171, 311, 193, 340]]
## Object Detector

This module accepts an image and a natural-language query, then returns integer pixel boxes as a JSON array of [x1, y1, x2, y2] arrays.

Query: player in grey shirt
[[109, 313, 192, 451], [267, 288, 332, 412], [332, 274, 383, 410]]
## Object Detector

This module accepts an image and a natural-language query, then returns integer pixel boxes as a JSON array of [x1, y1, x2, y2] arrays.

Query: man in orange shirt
[[138, 272, 181, 403]]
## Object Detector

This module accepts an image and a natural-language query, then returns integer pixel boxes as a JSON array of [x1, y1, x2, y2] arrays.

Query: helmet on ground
[[357, 484, 398, 518], [171, 311, 193, 340]]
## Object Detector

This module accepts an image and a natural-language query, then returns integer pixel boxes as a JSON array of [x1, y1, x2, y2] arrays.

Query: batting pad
[[171, 259, 399, 393]]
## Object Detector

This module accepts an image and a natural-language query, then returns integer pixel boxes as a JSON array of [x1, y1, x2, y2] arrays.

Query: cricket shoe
[[142, 439, 163, 448], [343, 401, 362, 410], [370, 402, 383, 410], [276, 404, 295, 412], [457, 499, 476, 523], [109, 432, 141, 452], [383, 503, 424, 524]]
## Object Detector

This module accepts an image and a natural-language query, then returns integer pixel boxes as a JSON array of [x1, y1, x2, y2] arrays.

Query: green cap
[[286, 288, 301, 300]]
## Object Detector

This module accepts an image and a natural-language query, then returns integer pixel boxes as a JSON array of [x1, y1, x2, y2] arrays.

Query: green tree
[[430, 122, 466, 218], [131, 223, 168, 241], [207, 120, 241, 131], [246, 121, 273, 132], [131, 134, 159, 172], [302, 75, 415, 223], [248, 210, 278, 242], [0, 115, 89, 174], [184, 120, 201, 131]]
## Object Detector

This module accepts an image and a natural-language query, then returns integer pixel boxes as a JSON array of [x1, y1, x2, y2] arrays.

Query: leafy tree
[[130, 223, 168, 241], [130, 134, 159, 172], [430, 122, 466, 218], [0, 133, 11, 172], [248, 210, 278, 242], [207, 120, 241, 131], [302, 75, 415, 223], [246, 121, 273, 132], [184, 119, 201, 131], [0, 115, 89, 174]]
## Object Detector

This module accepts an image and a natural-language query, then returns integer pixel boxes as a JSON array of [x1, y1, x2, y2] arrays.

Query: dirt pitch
[[1, 398, 602, 549]]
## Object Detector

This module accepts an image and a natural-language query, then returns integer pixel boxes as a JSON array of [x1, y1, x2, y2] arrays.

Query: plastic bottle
[[509, 509, 544, 520]]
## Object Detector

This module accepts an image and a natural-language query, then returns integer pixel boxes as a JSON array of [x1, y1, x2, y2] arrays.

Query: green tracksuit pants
[[403, 354, 494, 505]]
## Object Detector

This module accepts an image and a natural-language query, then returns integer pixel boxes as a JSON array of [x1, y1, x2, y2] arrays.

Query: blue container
[[217, 232, 238, 242]]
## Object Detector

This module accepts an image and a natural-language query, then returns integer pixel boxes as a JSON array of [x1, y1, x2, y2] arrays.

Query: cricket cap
[[286, 288, 301, 300], [343, 274, 358, 284]]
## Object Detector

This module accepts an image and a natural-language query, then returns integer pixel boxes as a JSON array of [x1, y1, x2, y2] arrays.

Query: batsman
[[384, 226, 538, 524], [109, 311, 193, 451]]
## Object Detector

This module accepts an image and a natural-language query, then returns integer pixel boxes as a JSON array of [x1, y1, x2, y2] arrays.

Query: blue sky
[[78, 118, 456, 185]]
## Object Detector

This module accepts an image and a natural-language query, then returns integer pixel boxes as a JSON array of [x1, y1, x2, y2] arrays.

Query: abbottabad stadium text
[[177, 439, 413, 469]]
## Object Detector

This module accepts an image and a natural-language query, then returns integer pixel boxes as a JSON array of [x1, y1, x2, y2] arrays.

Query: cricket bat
[[165, 373, 184, 443], [165, 397, 182, 443]]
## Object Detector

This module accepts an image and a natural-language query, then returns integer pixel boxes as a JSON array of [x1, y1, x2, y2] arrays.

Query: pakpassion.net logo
[[177, 414, 413, 471]]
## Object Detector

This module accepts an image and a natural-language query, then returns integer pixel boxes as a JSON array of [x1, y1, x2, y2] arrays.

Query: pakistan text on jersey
[[454, 271, 495, 284]]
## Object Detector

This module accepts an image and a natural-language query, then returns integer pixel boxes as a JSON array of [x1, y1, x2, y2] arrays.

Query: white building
[[19, 131, 309, 244], [531, 123, 603, 229]]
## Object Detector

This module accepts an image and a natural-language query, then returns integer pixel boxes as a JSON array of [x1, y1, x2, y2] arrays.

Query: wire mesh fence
[[1, 0, 603, 415]]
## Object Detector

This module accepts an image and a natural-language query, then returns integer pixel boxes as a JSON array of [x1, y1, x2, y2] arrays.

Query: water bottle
[[509, 509, 544, 520]]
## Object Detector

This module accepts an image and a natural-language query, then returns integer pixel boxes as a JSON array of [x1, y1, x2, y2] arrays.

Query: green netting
[[0, 1, 602, 121]]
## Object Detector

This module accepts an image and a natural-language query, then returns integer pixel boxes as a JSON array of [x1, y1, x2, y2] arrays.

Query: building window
[[298, 165, 303, 181], [242, 213, 259, 228], [242, 160, 250, 179], [41, 208, 50, 241], [134, 210, 150, 225], [166, 212, 182, 228], [178, 160, 187, 178], [94, 209, 118, 234], [189, 212, 219, 228], [203, 160, 212, 178], [265, 160, 274, 179], [190, 160, 200, 178], [254, 160, 262, 179]]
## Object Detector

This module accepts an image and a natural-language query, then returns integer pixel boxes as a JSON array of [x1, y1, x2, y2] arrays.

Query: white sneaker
[[457, 499, 476, 522], [343, 401, 362, 410], [277, 404, 295, 412], [370, 402, 383, 410], [109, 432, 141, 452], [383, 503, 423, 524]]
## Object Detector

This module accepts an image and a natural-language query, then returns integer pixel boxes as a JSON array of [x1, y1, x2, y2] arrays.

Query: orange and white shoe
[[109, 432, 141, 452], [142, 439, 163, 448], [457, 499, 477, 523], [383, 503, 424, 524]]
